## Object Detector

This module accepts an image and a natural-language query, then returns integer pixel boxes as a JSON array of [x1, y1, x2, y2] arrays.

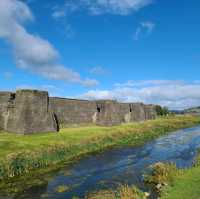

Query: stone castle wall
[[0, 89, 157, 134], [0, 92, 13, 130], [0, 90, 57, 134], [49, 97, 97, 127]]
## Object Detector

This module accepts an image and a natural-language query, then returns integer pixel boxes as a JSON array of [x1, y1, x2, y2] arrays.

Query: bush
[[155, 106, 169, 116]]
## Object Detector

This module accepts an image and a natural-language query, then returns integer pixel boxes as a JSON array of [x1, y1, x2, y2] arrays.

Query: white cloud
[[79, 80, 200, 109], [52, 1, 80, 19], [141, 21, 155, 33], [89, 66, 107, 75], [114, 80, 184, 88], [81, 78, 99, 87], [134, 27, 142, 41], [64, 24, 75, 39], [52, 9, 67, 19], [134, 21, 155, 40], [84, 0, 153, 15], [3, 72, 13, 79], [0, 0, 98, 87], [52, 0, 153, 18]]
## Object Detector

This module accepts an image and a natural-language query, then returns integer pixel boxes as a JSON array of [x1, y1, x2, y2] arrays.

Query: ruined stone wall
[[1, 90, 57, 134], [0, 92, 14, 130], [119, 103, 154, 123], [49, 98, 97, 127], [95, 100, 122, 126], [130, 103, 147, 122], [0, 89, 157, 134], [144, 105, 157, 120], [92, 101, 154, 126], [118, 103, 131, 123], [119, 103, 157, 124]]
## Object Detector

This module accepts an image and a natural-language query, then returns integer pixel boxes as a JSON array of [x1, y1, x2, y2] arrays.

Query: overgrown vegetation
[[0, 115, 199, 181], [144, 162, 178, 196], [145, 162, 177, 186], [143, 151, 200, 199], [84, 184, 146, 199]]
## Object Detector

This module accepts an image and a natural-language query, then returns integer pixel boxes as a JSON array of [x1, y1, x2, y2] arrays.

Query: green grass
[[161, 167, 200, 199], [145, 151, 200, 199], [0, 115, 200, 181], [160, 154, 200, 199]]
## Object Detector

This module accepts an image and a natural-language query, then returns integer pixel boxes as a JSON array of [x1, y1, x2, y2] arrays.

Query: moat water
[[2, 126, 200, 199]]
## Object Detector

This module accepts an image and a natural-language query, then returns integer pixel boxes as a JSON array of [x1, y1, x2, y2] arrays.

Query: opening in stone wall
[[10, 93, 15, 101], [53, 114, 60, 131], [97, 107, 101, 113], [129, 105, 132, 112]]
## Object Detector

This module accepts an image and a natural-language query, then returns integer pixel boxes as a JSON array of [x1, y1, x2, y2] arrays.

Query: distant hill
[[169, 106, 200, 115], [170, 110, 185, 114], [184, 106, 200, 114]]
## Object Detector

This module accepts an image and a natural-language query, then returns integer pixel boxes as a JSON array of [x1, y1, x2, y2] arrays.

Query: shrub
[[144, 162, 177, 188]]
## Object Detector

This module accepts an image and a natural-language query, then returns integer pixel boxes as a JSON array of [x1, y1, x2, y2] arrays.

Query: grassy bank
[[161, 167, 200, 199], [0, 115, 200, 181], [143, 150, 200, 199], [158, 154, 200, 199]]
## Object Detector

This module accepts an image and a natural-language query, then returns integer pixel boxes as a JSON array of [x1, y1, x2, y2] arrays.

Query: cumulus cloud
[[52, 0, 153, 18], [79, 80, 200, 109], [134, 21, 155, 40], [0, 0, 98, 87]]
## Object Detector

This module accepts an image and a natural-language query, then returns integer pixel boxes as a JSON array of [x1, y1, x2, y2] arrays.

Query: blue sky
[[0, 0, 200, 109]]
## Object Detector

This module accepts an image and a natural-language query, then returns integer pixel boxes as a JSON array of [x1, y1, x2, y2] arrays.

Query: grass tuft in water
[[145, 162, 178, 187], [55, 184, 69, 193], [84, 184, 146, 199]]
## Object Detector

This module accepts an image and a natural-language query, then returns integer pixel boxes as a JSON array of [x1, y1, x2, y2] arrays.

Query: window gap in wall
[[97, 107, 101, 113], [129, 105, 132, 112]]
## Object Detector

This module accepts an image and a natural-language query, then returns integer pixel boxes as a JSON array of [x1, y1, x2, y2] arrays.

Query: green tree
[[155, 105, 169, 116]]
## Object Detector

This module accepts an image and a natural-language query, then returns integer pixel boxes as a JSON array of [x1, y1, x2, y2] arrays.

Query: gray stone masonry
[[0, 89, 157, 134]]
